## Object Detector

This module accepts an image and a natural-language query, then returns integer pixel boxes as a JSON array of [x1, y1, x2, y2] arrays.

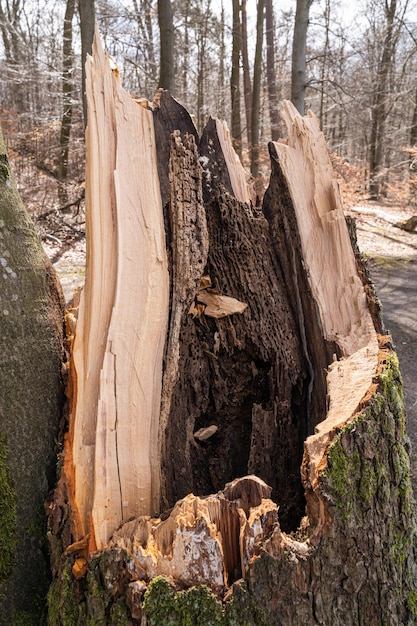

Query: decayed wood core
[[63, 32, 380, 579]]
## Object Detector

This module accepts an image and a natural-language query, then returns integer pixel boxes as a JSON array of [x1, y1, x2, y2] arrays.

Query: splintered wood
[[63, 33, 380, 576], [273, 101, 379, 491], [110, 476, 278, 594], [66, 30, 169, 550]]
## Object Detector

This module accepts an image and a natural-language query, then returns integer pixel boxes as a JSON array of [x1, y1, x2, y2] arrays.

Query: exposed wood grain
[[272, 101, 379, 495], [68, 29, 169, 549]]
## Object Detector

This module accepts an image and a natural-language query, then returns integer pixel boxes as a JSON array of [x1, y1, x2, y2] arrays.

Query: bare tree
[[251, 0, 265, 182], [58, 0, 77, 207], [158, 0, 175, 93], [241, 0, 252, 148], [265, 0, 281, 140], [291, 0, 313, 115], [368, 0, 405, 199], [79, 0, 96, 127], [231, 0, 242, 157]]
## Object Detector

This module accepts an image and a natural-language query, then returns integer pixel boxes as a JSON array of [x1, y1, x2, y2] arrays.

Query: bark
[[58, 0, 76, 207], [265, 0, 281, 140], [0, 128, 65, 623], [291, 0, 313, 116], [47, 35, 417, 626], [158, 0, 175, 93], [250, 0, 265, 183], [78, 0, 95, 127], [241, 0, 252, 148], [230, 0, 242, 158], [369, 0, 398, 200]]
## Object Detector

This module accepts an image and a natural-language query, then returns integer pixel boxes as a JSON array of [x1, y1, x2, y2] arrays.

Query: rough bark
[[0, 128, 65, 624], [47, 36, 417, 626]]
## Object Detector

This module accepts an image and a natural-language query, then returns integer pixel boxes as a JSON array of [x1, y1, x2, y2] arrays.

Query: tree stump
[[47, 33, 417, 625]]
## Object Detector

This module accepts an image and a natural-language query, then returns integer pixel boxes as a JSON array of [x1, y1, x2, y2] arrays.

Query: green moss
[[47, 562, 78, 626], [360, 462, 377, 504], [324, 430, 361, 523], [407, 590, 417, 617], [0, 434, 17, 582], [143, 577, 224, 625], [143, 576, 178, 625], [379, 353, 405, 431], [224, 582, 268, 626], [143, 577, 268, 626]]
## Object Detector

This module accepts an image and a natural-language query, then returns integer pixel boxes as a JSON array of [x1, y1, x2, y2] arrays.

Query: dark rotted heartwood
[[157, 94, 333, 531]]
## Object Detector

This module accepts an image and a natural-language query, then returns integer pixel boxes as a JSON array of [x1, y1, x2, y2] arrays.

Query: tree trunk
[[291, 0, 313, 116], [47, 34, 417, 625], [79, 0, 95, 127], [58, 0, 76, 208], [250, 0, 265, 184], [158, 0, 175, 93], [265, 0, 281, 141], [369, 0, 398, 200], [230, 0, 242, 158], [241, 0, 252, 148], [0, 128, 65, 623]]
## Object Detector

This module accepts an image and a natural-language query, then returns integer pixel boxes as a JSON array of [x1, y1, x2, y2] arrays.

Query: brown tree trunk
[[250, 0, 265, 184], [265, 0, 281, 141], [58, 0, 76, 208], [47, 34, 417, 626], [291, 0, 313, 116], [78, 0, 95, 127], [158, 0, 175, 93], [241, 0, 252, 148], [369, 0, 398, 200], [231, 0, 242, 158]]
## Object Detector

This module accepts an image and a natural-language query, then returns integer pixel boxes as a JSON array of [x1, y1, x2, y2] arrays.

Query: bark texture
[[0, 128, 65, 624], [47, 37, 417, 626]]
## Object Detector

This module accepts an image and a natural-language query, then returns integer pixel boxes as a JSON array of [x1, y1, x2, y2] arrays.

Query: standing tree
[[58, 0, 76, 208], [231, 0, 242, 157], [158, 0, 175, 93], [251, 0, 265, 183], [0, 128, 65, 624], [79, 0, 95, 126], [241, 0, 252, 148], [265, 0, 281, 140], [368, 0, 404, 199], [291, 0, 313, 115]]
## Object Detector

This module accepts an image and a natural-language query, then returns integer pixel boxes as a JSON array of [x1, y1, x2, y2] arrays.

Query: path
[[351, 202, 417, 483]]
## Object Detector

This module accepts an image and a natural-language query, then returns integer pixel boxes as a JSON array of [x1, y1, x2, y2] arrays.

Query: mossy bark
[[0, 128, 65, 623], [48, 354, 417, 626]]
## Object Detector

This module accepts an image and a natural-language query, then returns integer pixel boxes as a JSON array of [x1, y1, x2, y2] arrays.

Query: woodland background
[[1, 0, 417, 247]]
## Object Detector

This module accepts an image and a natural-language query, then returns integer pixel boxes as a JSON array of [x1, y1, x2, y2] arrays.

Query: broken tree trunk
[[48, 33, 417, 625]]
